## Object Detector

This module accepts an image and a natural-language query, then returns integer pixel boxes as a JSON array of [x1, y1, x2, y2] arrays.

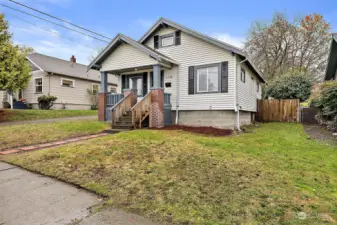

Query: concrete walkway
[[0, 162, 157, 225], [0, 116, 97, 127]]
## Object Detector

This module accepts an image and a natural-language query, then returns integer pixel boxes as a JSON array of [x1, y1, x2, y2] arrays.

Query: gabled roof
[[87, 33, 178, 71], [324, 33, 337, 81], [139, 17, 266, 83], [27, 53, 116, 85]]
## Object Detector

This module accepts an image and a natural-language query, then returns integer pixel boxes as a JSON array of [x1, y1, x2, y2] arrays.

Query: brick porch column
[[150, 64, 164, 128], [98, 71, 108, 121], [123, 89, 137, 107]]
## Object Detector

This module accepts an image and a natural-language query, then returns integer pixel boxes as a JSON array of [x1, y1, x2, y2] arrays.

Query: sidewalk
[[0, 162, 157, 225], [0, 116, 97, 127]]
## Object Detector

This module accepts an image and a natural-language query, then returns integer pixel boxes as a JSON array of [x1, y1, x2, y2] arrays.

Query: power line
[[0, 4, 109, 43], [8, 0, 112, 41], [6, 13, 98, 51]]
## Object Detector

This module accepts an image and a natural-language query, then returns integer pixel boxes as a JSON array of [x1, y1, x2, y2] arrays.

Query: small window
[[256, 81, 259, 92], [161, 34, 174, 47], [92, 84, 99, 94], [110, 87, 116, 93], [35, 78, 42, 93], [196, 66, 219, 93], [240, 68, 246, 83], [61, 78, 75, 87]]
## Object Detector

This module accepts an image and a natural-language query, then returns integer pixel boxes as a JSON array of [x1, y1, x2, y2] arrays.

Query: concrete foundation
[[177, 110, 253, 129]]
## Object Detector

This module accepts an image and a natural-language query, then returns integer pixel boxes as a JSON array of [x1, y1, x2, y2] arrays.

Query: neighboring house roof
[[139, 17, 265, 83], [88, 33, 179, 71], [27, 53, 117, 85], [324, 33, 337, 81]]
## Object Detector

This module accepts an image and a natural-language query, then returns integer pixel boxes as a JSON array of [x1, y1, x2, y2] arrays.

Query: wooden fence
[[256, 99, 300, 122]]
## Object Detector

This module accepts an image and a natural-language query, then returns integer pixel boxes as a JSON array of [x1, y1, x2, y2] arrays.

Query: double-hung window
[[35, 78, 43, 93], [196, 65, 219, 93], [92, 84, 99, 94]]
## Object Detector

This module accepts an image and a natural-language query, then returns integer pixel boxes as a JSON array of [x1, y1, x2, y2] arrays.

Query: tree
[[0, 14, 32, 92], [88, 46, 104, 62], [244, 12, 331, 81], [263, 70, 313, 101]]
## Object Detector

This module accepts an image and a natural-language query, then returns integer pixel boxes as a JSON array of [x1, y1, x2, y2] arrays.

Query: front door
[[131, 76, 143, 96]]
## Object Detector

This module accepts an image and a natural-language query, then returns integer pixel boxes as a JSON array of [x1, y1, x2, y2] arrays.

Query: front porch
[[98, 64, 172, 129]]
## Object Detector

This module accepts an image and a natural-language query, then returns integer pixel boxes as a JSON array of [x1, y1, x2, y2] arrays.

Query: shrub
[[264, 72, 313, 101], [37, 95, 57, 110], [310, 83, 337, 131]]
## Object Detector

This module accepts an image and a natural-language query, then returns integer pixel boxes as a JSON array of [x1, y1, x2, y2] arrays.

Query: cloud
[[134, 18, 154, 28], [212, 33, 245, 49]]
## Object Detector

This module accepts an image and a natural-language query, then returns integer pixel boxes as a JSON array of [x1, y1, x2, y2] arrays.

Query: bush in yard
[[263, 70, 313, 101], [37, 95, 57, 110], [310, 82, 337, 131]]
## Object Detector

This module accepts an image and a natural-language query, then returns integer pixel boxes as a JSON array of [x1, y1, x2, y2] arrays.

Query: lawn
[[2, 123, 337, 224], [0, 109, 97, 122], [0, 119, 109, 150]]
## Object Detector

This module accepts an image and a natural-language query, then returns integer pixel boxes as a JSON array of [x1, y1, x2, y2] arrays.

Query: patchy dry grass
[[1, 109, 97, 122], [2, 123, 337, 224], [0, 120, 108, 150]]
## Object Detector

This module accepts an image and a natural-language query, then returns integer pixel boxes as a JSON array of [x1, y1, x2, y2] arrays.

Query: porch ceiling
[[104, 63, 172, 75]]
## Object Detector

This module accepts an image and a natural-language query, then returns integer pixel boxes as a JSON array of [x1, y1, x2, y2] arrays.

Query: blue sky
[[1, 0, 337, 64]]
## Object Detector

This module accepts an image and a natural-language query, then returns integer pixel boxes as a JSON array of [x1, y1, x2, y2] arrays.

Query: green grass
[[2, 109, 97, 122], [0, 120, 109, 150], [2, 123, 337, 224]]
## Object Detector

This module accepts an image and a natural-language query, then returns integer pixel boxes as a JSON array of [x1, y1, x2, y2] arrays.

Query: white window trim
[[34, 77, 43, 93], [196, 65, 219, 93], [61, 78, 75, 88], [160, 33, 175, 47]]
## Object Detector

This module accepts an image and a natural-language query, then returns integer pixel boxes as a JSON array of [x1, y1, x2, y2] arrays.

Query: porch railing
[[131, 92, 151, 129], [111, 93, 133, 126], [105, 93, 124, 121]]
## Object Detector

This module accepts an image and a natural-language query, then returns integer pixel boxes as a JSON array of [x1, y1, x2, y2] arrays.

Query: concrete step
[[112, 124, 133, 129]]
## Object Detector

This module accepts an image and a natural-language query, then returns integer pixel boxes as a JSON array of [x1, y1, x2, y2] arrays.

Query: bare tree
[[88, 46, 105, 62], [244, 13, 331, 81]]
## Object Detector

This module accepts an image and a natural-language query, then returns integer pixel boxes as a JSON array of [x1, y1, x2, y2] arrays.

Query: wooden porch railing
[[131, 92, 152, 129], [111, 93, 133, 126]]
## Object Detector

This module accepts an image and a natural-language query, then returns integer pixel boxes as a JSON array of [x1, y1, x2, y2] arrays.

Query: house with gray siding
[[89, 18, 265, 129], [0, 53, 117, 110]]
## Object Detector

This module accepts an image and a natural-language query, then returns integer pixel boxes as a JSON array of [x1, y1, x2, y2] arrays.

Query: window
[[61, 78, 75, 87], [240, 68, 246, 83], [92, 84, 99, 94], [35, 77, 42, 93], [256, 81, 259, 92], [161, 34, 174, 47], [110, 87, 116, 93], [196, 66, 219, 93]]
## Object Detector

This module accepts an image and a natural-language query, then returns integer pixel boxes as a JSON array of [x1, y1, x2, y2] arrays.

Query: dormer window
[[161, 34, 174, 47]]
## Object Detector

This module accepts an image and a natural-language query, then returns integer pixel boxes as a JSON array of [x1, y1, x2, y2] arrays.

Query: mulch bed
[[152, 125, 233, 136]]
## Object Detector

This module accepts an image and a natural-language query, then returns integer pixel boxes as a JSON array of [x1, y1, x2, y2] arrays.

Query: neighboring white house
[[89, 18, 266, 129], [0, 53, 117, 110]]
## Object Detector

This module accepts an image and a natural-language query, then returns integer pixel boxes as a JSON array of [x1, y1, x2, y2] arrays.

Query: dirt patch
[[151, 125, 233, 136], [0, 110, 14, 122], [304, 124, 337, 146]]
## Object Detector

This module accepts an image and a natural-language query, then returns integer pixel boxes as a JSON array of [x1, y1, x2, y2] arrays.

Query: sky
[[0, 0, 336, 65]]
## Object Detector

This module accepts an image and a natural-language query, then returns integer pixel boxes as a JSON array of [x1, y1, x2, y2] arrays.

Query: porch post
[[150, 64, 164, 128], [98, 71, 108, 121]]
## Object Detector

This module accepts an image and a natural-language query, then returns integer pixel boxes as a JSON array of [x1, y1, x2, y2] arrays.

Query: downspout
[[175, 66, 180, 124], [236, 57, 248, 131]]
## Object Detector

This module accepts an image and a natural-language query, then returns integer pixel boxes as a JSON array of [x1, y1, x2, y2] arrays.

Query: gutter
[[175, 66, 180, 124]]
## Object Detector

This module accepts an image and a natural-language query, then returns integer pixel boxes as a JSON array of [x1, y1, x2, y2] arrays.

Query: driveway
[[0, 162, 157, 225]]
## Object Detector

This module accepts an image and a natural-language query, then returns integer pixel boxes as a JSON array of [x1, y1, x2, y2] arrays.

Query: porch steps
[[112, 110, 133, 130]]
